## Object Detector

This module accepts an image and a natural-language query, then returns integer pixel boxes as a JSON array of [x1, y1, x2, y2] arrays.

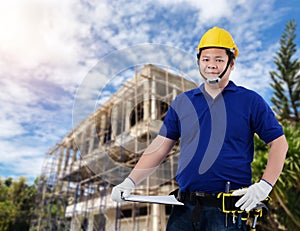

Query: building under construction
[[31, 64, 198, 231]]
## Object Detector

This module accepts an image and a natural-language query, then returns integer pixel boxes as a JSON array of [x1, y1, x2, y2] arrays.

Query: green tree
[[0, 177, 16, 231], [270, 20, 300, 122], [0, 177, 38, 231]]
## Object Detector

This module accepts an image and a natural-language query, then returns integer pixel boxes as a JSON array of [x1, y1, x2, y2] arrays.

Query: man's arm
[[234, 134, 288, 211], [262, 134, 288, 185], [128, 135, 177, 184], [111, 135, 177, 202]]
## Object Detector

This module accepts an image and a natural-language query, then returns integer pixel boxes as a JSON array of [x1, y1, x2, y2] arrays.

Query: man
[[111, 27, 288, 230]]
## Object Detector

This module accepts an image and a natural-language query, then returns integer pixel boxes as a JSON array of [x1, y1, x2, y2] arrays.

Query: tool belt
[[172, 189, 270, 225], [177, 191, 219, 206], [217, 192, 269, 214]]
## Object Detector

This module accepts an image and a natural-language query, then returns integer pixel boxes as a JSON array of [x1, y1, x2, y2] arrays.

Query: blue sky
[[0, 0, 299, 183]]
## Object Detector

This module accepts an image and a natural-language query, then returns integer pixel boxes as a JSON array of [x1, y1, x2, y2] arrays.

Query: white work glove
[[111, 177, 135, 203], [232, 180, 272, 211]]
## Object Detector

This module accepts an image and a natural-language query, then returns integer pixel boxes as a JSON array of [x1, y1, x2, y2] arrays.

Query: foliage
[[252, 122, 300, 230], [0, 177, 38, 231], [270, 20, 300, 122], [29, 177, 71, 231], [274, 122, 300, 230]]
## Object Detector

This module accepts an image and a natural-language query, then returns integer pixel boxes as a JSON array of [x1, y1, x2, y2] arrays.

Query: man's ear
[[230, 59, 235, 70]]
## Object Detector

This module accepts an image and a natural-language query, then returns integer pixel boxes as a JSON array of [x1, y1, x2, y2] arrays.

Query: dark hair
[[197, 47, 235, 61]]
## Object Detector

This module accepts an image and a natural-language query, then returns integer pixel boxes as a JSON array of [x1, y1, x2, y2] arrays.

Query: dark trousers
[[166, 202, 248, 231]]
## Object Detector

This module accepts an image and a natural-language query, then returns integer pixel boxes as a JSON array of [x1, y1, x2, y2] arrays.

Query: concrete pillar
[[72, 144, 77, 164], [123, 99, 133, 131], [63, 144, 71, 171], [125, 100, 133, 130], [88, 124, 96, 154], [100, 113, 106, 145], [111, 104, 119, 139], [87, 213, 94, 231], [143, 80, 150, 120], [80, 131, 88, 157], [70, 214, 81, 231], [151, 203, 160, 231], [172, 88, 177, 101], [57, 147, 64, 176], [151, 77, 157, 120]]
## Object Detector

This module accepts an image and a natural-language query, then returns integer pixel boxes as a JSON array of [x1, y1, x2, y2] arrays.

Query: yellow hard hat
[[196, 26, 239, 58]]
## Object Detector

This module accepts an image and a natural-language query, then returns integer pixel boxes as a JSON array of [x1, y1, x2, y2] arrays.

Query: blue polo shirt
[[159, 81, 283, 193]]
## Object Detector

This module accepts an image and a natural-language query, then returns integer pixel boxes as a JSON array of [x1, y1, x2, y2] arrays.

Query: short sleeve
[[159, 98, 181, 141], [251, 94, 284, 144]]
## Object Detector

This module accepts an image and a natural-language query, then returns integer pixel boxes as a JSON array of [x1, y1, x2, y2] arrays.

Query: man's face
[[198, 48, 234, 84]]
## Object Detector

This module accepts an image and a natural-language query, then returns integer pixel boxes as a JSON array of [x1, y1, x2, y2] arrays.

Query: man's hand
[[232, 180, 272, 211], [111, 178, 135, 203]]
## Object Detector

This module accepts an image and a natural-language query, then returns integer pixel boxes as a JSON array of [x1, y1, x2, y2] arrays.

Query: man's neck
[[204, 80, 229, 99]]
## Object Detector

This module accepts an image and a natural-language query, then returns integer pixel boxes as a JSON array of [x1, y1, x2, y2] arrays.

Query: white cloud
[[0, 119, 26, 138], [0, 144, 45, 180], [0, 77, 36, 105]]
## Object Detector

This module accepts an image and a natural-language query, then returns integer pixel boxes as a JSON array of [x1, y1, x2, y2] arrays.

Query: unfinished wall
[[31, 64, 197, 231]]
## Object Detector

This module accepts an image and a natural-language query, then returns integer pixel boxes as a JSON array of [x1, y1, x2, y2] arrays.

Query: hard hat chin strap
[[199, 55, 233, 85]]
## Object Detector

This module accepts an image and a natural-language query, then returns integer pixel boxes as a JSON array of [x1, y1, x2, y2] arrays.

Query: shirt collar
[[193, 81, 238, 95]]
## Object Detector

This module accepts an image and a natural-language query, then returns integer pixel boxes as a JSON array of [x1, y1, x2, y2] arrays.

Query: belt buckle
[[195, 192, 206, 197]]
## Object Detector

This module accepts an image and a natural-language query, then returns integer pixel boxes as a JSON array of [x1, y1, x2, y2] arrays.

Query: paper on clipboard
[[123, 194, 184, 205]]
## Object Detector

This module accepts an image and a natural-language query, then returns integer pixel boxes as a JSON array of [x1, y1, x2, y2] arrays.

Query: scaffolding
[[30, 64, 198, 231]]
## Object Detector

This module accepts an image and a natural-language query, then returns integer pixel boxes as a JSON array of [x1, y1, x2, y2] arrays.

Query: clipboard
[[123, 194, 184, 206]]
